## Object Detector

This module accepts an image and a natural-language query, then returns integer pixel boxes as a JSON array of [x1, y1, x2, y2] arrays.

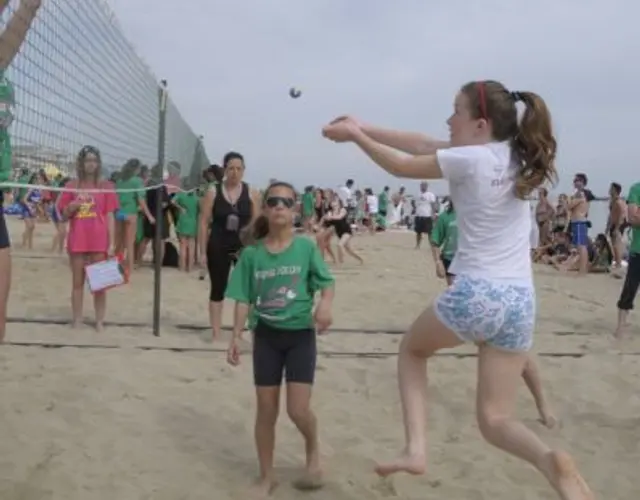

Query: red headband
[[476, 81, 487, 120]]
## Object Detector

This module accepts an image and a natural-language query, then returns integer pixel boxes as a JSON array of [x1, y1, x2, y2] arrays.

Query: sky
[[108, 0, 640, 197]]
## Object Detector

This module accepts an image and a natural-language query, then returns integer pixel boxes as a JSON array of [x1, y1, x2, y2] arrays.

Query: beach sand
[[1, 217, 639, 499]]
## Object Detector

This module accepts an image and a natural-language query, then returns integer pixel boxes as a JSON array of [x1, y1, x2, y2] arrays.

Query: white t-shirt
[[415, 190, 437, 217], [366, 194, 378, 214], [436, 142, 532, 282], [337, 186, 353, 207]]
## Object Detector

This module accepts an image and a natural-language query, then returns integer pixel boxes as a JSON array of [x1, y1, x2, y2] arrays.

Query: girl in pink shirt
[[58, 146, 119, 330]]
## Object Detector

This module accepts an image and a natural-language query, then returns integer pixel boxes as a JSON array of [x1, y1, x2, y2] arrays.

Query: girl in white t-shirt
[[322, 81, 591, 500]]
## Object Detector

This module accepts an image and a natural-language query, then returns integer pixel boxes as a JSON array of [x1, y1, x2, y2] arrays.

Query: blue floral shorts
[[434, 275, 536, 352]]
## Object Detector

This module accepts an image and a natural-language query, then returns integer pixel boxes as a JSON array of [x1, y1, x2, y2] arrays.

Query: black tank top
[[210, 182, 252, 250]]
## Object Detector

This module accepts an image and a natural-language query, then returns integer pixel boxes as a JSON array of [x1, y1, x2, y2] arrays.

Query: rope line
[[3, 341, 624, 359], [0, 181, 200, 194]]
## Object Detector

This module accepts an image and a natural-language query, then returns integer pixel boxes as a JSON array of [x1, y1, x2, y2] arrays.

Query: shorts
[[19, 202, 34, 219], [252, 320, 317, 386], [414, 216, 433, 235], [115, 209, 127, 222], [570, 221, 588, 246], [441, 256, 454, 277], [0, 208, 10, 249], [434, 275, 535, 352]]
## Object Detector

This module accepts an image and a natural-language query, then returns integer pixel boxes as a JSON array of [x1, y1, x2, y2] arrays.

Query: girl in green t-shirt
[[0, 0, 43, 343], [115, 159, 153, 272], [171, 190, 199, 272], [225, 181, 335, 496]]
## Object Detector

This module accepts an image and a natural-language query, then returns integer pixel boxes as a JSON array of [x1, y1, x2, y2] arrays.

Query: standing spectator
[[568, 173, 593, 275], [0, 0, 42, 342], [614, 180, 640, 338], [414, 181, 438, 248], [606, 182, 627, 269], [336, 178, 355, 222]]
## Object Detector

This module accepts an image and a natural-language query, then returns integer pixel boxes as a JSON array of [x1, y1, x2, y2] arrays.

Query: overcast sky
[[109, 0, 639, 197]]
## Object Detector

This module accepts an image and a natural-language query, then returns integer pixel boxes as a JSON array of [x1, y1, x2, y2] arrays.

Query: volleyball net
[[0, 0, 213, 337], [3, 0, 209, 185]]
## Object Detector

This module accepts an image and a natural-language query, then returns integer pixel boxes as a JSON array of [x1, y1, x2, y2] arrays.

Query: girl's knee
[[257, 401, 279, 425], [476, 405, 510, 441], [286, 402, 312, 424]]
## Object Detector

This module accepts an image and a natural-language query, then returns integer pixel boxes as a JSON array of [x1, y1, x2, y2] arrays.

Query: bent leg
[[375, 305, 463, 477]]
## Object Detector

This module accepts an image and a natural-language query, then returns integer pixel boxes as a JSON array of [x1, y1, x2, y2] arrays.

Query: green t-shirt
[[16, 174, 29, 200], [302, 192, 314, 217], [627, 182, 640, 255], [0, 71, 14, 195], [431, 210, 458, 259], [174, 191, 199, 237], [116, 176, 144, 215], [226, 236, 334, 330], [378, 192, 388, 212]]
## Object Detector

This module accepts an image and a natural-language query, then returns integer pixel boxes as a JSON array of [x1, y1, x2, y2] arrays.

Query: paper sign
[[85, 255, 128, 293]]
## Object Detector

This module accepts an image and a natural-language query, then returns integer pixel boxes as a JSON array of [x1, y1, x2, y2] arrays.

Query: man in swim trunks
[[568, 173, 592, 275]]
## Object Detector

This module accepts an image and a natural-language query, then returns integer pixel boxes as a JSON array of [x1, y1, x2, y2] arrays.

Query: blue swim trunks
[[570, 221, 589, 247], [434, 275, 536, 352]]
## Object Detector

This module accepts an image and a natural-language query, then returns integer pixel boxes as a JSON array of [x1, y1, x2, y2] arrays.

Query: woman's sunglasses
[[265, 196, 295, 209]]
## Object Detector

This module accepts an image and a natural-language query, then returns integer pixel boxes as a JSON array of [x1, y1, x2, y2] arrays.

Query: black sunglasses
[[265, 196, 295, 209]]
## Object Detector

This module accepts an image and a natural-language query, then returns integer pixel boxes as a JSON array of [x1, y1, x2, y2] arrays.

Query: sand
[[1, 217, 639, 500]]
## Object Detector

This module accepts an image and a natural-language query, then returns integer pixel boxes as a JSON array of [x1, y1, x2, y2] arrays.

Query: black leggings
[[617, 253, 640, 311], [0, 209, 9, 249], [207, 241, 239, 302], [253, 321, 316, 387]]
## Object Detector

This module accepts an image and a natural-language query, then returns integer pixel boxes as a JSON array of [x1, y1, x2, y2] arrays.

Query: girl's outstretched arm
[[0, 0, 41, 70]]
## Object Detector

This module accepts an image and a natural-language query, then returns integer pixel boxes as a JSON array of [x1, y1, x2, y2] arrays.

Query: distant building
[[12, 144, 74, 177]]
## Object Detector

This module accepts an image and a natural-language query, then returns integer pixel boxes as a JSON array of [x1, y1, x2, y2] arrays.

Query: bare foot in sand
[[541, 450, 593, 500], [248, 477, 278, 499], [613, 322, 629, 340], [374, 451, 426, 477], [293, 467, 324, 491], [538, 408, 559, 429]]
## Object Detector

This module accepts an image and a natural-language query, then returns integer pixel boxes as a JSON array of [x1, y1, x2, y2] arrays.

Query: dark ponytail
[[512, 91, 558, 199], [460, 81, 558, 200]]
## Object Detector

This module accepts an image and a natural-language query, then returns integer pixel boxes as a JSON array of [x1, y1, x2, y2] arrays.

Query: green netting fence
[[4, 0, 209, 184]]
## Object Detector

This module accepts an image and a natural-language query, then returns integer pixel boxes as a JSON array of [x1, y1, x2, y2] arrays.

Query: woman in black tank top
[[199, 152, 259, 339]]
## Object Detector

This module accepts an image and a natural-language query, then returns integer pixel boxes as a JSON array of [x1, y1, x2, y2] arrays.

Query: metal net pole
[[153, 80, 168, 337]]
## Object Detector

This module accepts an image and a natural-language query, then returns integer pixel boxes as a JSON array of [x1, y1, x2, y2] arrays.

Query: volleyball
[[289, 87, 302, 99]]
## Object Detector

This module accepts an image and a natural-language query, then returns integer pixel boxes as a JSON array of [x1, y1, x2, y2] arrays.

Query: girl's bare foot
[[538, 408, 559, 429], [95, 322, 105, 333], [248, 477, 278, 499], [540, 450, 593, 500], [374, 450, 426, 477], [292, 467, 324, 491], [71, 319, 82, 329], [613, 322, 629, 340]]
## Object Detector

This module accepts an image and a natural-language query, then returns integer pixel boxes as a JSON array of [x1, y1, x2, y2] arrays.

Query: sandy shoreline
[[1, 217, 639, 499]]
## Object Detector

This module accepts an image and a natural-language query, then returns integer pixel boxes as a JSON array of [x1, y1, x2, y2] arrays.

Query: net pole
[[152, 80, 168, 337]]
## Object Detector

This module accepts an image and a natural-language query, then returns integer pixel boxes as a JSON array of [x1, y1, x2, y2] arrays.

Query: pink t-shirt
[[58, 181, 119, 254]]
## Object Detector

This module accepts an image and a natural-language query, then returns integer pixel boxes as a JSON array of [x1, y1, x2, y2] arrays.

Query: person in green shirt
[[301, 185, 315, 233], [615, 181, 640, 339], [115, 159, 153, 272], [377, 186, 390, 229], [430, 199, 458, 286], [172, 190, 199, 272], [225, 181, 334, 496], [0, 0, 42, 343]]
